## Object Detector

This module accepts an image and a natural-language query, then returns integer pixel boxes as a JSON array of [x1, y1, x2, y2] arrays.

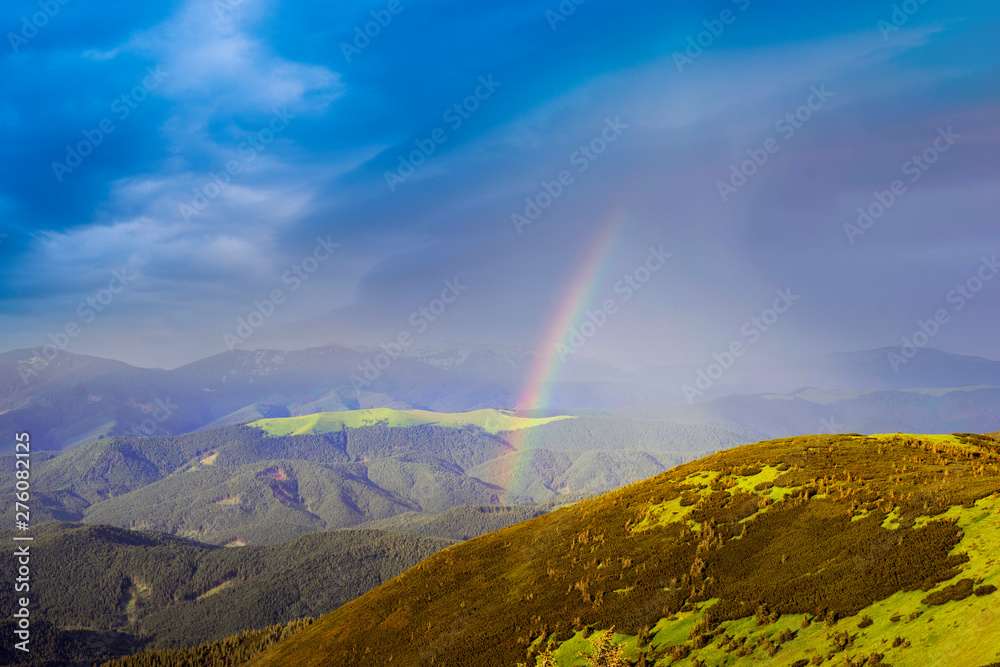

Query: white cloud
[[128, 0, 343, 118]]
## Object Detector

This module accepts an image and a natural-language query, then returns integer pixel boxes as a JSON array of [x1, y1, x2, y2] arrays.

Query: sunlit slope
[[250, 408, 574, 436], [247, 433, 1000, 667]]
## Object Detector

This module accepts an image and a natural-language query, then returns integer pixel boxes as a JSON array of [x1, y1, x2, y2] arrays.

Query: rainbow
[[492, 213, 626, 497]]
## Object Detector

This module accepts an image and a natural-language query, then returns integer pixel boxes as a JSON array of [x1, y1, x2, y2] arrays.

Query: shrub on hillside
[[922, 578, 975, 606]]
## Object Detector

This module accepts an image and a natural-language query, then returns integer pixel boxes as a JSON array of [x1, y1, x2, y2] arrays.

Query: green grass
[[196, 580, 234, 601], [611, 495, 1000, 666], [124, 582, 151, 625], [237, 432, 1000, 667], [249, 408, 575, 436], [541, 441, 1000, 666]]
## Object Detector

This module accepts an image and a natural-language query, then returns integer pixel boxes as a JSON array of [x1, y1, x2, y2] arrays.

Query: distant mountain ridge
[[0, 345, 659, 451], [619, 385, 1000, 442], [2, 344, 998, 451], [634, 347, 1000, 398]]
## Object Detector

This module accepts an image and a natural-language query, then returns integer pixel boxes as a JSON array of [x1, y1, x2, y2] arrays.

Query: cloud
[[129, 0, 343, 117], [1, 0, 999, 369]]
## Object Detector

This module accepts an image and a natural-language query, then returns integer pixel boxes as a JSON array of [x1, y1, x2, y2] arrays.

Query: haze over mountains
[[3, 340, 999, 665], [2, 343, 999, 451]]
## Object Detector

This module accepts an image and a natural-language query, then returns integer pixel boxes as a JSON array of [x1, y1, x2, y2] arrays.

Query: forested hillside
[[0, 523, 452, 664], [0, 411, 725, 545]]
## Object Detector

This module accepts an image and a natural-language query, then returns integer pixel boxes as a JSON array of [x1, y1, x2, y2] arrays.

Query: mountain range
[[0, 409, 734, 547], [3, 344, 1000, 452]]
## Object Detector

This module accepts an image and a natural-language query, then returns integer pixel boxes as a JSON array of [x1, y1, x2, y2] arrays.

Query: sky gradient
[[1, 0, 998, 370]]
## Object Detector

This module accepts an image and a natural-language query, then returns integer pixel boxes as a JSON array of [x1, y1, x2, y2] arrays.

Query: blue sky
[[1, 0, 999, 369]]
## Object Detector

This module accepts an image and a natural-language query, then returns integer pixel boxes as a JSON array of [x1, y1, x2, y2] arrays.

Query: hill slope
[[353, 504, 551, 541], [241, 432, 1000, 667], [0, 523, 453, 665], [1, 412, 727, 545]]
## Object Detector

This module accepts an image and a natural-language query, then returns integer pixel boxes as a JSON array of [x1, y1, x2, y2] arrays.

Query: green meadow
[[249, 408, 575, 436]]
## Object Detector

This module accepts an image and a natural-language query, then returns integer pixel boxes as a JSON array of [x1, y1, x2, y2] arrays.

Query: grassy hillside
[[238, 432, 1000, 667], [0, 523, 452, 664], [250, 408, 574, 436]]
